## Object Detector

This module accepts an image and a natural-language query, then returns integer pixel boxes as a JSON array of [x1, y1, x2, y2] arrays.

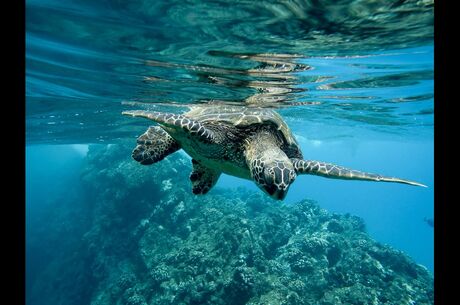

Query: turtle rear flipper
[[292, 159, 427, 187], [190, 159, 221, 194], [132, 126, 180, 165]]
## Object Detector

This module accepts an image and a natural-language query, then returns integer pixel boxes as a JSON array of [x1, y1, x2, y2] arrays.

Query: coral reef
[[27, 144, 433, 305]]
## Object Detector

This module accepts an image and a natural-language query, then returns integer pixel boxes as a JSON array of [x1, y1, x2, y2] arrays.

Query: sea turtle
[[122, 106, 426, 200]]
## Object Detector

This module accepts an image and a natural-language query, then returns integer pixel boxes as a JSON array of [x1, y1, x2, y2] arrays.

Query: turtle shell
[[185, 106, 303, 158]]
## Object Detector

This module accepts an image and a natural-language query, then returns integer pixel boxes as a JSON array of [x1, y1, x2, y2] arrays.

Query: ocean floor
[[26, 144, 433, 305]]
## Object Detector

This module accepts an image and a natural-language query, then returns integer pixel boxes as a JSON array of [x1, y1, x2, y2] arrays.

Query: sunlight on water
[[70, 144, 89, 156], [26, 0, 433, 144]]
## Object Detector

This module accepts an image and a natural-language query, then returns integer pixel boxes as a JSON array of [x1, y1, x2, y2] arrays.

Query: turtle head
[[251, 158, 297, 200], [245, 130, 297, 200]]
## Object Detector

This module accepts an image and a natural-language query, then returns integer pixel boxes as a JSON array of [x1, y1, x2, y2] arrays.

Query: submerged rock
[[27, 144, 433, 305]]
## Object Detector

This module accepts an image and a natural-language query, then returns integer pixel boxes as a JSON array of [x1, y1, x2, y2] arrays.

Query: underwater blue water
[[26, 0, 434, 303]]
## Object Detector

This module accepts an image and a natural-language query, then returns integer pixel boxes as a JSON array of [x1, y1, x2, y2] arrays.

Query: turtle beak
[[263, 183, 289, 200], [273, 189, 288, 200]]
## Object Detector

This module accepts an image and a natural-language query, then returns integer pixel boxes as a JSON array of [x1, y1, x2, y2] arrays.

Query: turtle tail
[[292, 159, 427, 187]]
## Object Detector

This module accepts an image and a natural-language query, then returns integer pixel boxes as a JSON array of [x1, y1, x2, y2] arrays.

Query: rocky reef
[[27, 143, 433, 305]]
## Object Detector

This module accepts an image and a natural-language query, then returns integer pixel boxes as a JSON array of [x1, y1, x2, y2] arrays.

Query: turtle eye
[[289, 170, 296, 181]]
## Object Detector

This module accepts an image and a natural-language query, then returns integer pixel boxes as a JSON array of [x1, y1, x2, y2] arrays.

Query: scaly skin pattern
[[132, 126, 180, 165], [123, 107, 427, 200], [124, 110, 251, 178], [244, 128, 297, 199], [190, 159, 221, 194], [291, 159, 427, 187], [123, 110, 215, 142]]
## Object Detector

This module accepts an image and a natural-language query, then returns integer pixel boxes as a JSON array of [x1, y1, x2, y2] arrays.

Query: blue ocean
[[26, 1, 434, 304]]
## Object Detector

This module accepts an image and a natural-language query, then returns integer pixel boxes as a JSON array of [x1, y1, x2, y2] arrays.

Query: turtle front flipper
[[123, 110, 215, 143], [190, 159, 221, 194], [292, 159, 427, 187], [132, 126, 181, 165]]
